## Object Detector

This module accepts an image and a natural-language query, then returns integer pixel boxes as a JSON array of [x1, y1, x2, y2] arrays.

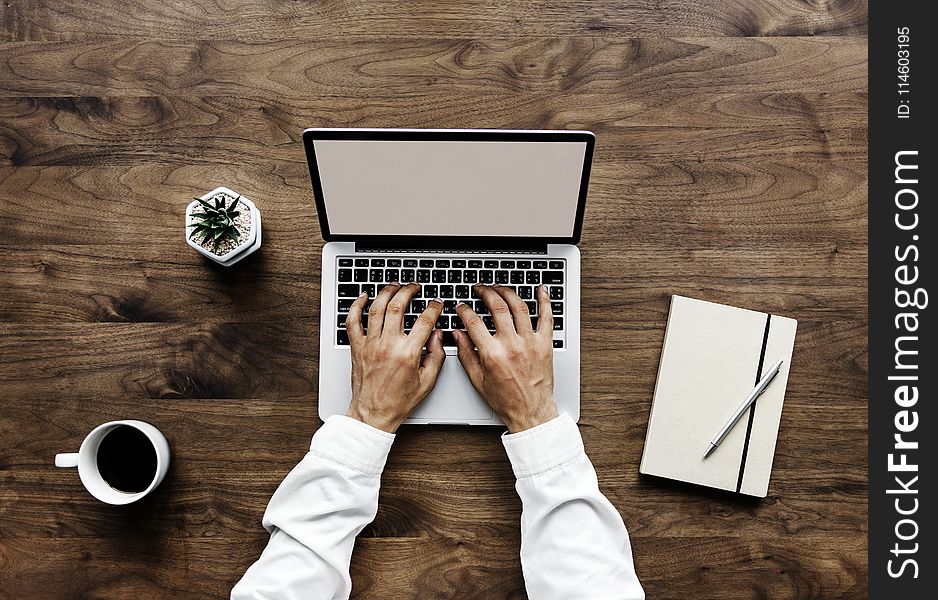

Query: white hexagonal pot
[[185, 187, 262, 266]]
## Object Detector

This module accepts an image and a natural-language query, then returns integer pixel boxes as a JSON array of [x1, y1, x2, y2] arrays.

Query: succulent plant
[[189, 194, 242, 251]]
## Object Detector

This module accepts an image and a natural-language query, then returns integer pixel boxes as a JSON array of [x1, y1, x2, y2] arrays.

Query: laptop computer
[[304, 128, 594, 425]]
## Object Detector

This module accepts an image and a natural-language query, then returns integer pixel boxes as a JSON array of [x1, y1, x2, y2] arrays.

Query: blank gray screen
[[314, 139, 587, 237]]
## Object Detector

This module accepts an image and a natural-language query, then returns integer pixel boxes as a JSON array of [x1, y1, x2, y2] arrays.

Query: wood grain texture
[[0, 0, 868, 598], [1, 0, 869, 41]]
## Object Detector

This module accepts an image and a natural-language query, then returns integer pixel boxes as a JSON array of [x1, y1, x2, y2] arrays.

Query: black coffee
[[96, 425, 158, 493]]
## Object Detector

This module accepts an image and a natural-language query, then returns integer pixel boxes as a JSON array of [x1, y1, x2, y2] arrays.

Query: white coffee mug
[[55, 420, 170, 505]]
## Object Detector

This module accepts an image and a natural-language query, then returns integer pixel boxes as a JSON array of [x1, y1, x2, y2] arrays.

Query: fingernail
[[358, 292, 367, 298], [456, 301, 466, 307], [431, 297, 443, 304]]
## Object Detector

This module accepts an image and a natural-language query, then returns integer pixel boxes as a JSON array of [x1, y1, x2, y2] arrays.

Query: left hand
[[345, 282, 446, 433]]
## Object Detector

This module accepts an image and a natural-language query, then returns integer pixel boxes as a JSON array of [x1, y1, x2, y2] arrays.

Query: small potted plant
[[185, 187, 262, 266]]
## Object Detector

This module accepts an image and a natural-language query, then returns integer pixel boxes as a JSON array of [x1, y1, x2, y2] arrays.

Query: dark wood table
[[0, 1, 868, 597]]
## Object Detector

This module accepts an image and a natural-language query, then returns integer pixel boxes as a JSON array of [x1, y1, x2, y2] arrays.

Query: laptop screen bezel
[[302, 128, 594, 248]]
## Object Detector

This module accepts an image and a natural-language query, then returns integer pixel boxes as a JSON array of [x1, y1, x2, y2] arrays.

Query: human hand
[[345, 282, 446, 433], [453, 284, 559, 433]]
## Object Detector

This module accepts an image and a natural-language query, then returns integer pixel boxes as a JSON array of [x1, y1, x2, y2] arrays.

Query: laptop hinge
[[355, 242, 549, 254]]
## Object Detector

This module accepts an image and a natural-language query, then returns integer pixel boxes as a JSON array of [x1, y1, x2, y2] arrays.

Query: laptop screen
[[309, 135, 590, 239]]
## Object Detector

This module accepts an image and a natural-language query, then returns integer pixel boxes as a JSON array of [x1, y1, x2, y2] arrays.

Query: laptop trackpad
[[410, 359, 493, 421]]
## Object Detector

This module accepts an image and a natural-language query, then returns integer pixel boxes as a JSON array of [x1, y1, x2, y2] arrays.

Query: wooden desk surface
[[0, 1, 868, 598]]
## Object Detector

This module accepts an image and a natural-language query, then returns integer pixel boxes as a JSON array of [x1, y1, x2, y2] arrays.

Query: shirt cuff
[[309, 414, 396, 476], [501, 412, 584, 478]]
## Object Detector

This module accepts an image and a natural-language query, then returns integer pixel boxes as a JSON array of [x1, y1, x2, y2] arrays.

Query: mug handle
[[55, 453, 79, 468]]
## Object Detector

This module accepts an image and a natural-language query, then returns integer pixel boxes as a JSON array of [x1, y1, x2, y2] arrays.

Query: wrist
[[502, 404, 559, 433], [347, 404, 403, 434]]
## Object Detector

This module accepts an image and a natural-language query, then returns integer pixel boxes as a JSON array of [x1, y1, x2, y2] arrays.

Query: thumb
[[419, 329, 446, 383], [453, 329, 483, 385]]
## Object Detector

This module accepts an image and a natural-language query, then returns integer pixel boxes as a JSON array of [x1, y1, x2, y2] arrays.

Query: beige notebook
[[640, 296, 797, 498]]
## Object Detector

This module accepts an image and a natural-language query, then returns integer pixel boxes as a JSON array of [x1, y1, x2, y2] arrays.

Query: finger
[[474, 284, 514, 334], [535, 284, 554, 335], [455, 301, 492, 350], [382, 283, 420, 336], [409, 296, 444, 348], [419, 329, 446, 384], [453, 329, 484, 384], [366, 282, 402, 337], [346, 292, 368, 345], [490, 284, 532, 335]]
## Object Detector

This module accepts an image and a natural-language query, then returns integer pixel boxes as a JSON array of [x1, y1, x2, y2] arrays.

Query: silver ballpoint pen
[[703, 358, 785, 459]]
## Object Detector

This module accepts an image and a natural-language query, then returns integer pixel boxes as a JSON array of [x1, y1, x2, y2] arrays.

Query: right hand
[[453, 284, 559, 433]]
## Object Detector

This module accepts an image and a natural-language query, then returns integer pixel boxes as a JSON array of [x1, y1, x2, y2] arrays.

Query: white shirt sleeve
[[230, 414, 394, 600], [502, 413, 645, 600], [232, 412, 643, 600]]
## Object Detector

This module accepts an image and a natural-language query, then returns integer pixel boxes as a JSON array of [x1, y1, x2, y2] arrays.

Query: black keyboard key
[[435, 259, 450, 268], [500, 260, 515, 269], [482, 316, 495, 331], [549, 286, 563, 300], [549, 261, 563, 269], [400, 269, 415, 283], [452, 259, 466, 268], [510, 271, 524, 284], [441, 331, 456, 347], [531, 316, 538, 329], [468, 260, 483, 268], [553, 317, 563, 330], [369, 269, 383, 282], [526, 271, 540, 284], [337, 314, 348, 328], [417, 269, 431, 283], [518, 286, 533, 299], [338, 269, 352, 282], [479, 270, 494, 284], [371, 258, 386, 267], [443, 300, 457, 314], [377, 283, 389, 293], [385, 269, 400, 282], [354, 269, 368, 282], [526, 301, 538, 314], [517, 260, 532, 269], [339, 258, 353, 267], [404, 259, 418, 267], [338, 284, 359, 297], [432, 270, 447, 283], [484, 260, 499, 268], [439, 285, 454, 298], [361, 284, 376, 298], [552, 302, 563, 315], [456, 285, 470, 299], [388, 259, 402, 267], [336, 330, 350, 345], [337, 299, 354, 313], [475, 300, 489, 314], [355, 258, 369, 267], [553, 340, 564, 348], [463, 270, 477, 283], [436, 315, 450, 329], [533, 260, 548, 269], [448, 271, 462, 283], [419, 259, 434, 268], [403, 315, 417, 329], [542, 271, 564, 284], [495, 271, 510, 284], [423, 285, 438, 298], [451, 315, 463, 329], [411, 300, 427, 313]]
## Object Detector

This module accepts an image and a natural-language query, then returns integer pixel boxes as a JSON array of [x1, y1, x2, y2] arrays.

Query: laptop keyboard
[[334, 256, 566, 349]]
